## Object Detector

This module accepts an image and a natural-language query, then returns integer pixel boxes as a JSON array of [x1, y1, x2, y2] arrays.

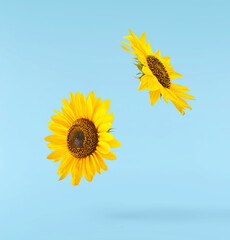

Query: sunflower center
[[67, 118, 98, 158], [146, 55, 171, 88], [69, 128, 85, 148]]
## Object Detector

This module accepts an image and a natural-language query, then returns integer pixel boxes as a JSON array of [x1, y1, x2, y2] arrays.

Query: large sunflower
[[120, 29, 195, 115], [45, 91, 121, 186]]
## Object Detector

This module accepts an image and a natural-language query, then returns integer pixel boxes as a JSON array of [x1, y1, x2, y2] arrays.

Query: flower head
[[45, 91, 121, 186], [121, 29, 195, 115]]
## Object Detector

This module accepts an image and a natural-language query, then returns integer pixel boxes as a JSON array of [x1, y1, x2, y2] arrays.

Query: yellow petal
[[140, 32, 146, 44], [119, 41, 132, 47], [80, 93, 87, 118], [103, 113, 114, 123], [148, 75, 160, 91], [86, 91, 95, 120], [47, 149, 67, 161], [154, 49, 161, 59], [123, 30, 147, 66], [94, 110, 108, 128], [58, 156, 74, 180], [70, 92, 79, 118], [101, 151, 117, 160], [93, 99, 110, 125], [53, 110, 72, 126], [83, 158, 93, 182], [146, 41, 153, 55], [176, 96, 192, 109], [88, 155, 96, 175], [95, 152, 108, 171], [160, 56, 170, 64], [98, 132, 114, 142], [167, 89, 192, 115], [44, 135, 66, 144], [51, 114, 70, 128], [97, 122, 112, 133], [138, 76, 148, 90], [46, 143, 66, 150], [48, 124, 67, 136], [164, 63, 183, 79], [71, 159, 83, 186], [132, 47, 148, 65], [161, 87, 169, 104], [62, 98, 76, 122], [58, 155, 74, 175], [128, 29, 147, 57], [59, 172, 69, 181], [101, 99, 111, 112], [121, 44, 134, 54], [92, 153, 102, 175], [168, 71, 183, 79], [108, 138, 121, 148], [85, 156, 96, 177], [97, 141, 110, 154], [170, 99, 185, 115], [171, 83, 189, 92], [91, 96, 102, 120], [89, 91, 96, 102], [149, 90, 160, 106], [74, 91, 83, 117], [173, 90, 195, 100], [123, 35, 132, 40], [142, 66, 153, 76]]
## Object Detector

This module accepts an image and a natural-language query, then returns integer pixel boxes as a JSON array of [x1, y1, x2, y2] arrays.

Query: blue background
[[0, 0, 230, 239]]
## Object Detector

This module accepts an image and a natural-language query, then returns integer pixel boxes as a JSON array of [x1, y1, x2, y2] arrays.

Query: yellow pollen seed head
[[147, 55, 171, 88], [67, 118, 98, 158]]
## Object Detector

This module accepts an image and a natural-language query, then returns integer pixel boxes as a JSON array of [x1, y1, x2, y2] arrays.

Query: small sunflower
[[45, 91, 121, 186], [120, 29, 195, 115]]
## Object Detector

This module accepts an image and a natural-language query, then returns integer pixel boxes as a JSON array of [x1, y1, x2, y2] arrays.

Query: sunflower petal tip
[[71, 182, 79, 186]]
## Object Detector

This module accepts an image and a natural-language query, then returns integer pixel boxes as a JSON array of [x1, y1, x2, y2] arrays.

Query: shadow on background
[[105, 208, 230, 222]]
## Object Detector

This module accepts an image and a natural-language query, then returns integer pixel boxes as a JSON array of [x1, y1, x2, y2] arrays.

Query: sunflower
[[120, 29, 195, 115], [45, 91, 121, 186]]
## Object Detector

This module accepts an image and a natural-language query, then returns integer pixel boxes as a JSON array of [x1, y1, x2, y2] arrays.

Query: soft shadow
[[106, 207, 230, 222]]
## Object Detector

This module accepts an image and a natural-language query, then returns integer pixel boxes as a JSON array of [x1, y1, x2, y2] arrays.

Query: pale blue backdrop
[[0, 0, 230, 239]]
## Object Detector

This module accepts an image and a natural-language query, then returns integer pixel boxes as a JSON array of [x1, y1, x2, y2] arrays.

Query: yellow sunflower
[[120, 29, 195, 115], [45, 91, 121, 186]]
